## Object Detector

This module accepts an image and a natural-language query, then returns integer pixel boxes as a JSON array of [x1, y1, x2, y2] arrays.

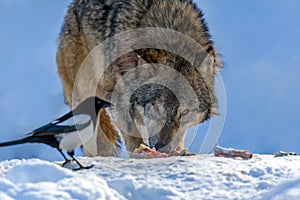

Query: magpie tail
[[0, 138, 30, 147]]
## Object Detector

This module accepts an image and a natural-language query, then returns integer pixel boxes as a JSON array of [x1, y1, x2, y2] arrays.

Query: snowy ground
[[1, 154, 300, 200]]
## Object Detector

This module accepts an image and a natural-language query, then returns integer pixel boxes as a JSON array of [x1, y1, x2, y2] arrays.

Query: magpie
[[0, 96, 112, 170]]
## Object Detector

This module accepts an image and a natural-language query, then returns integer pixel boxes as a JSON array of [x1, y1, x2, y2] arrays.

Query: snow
[[1, 155, 300, 199], [263, 178, 300, 200], [0, 159, 122, 200]]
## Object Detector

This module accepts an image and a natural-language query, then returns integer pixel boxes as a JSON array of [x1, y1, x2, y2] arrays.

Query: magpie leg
[[57, 148, 71, 166], [67, 151, 94, 171]]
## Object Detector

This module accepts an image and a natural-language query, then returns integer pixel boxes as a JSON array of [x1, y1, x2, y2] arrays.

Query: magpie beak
[[0, 96, 112, 171]]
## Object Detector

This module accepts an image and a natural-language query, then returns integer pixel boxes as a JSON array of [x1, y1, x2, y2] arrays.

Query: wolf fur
[[57, 0, 221, 156]]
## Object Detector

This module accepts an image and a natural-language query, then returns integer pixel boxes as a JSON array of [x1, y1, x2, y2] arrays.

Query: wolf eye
[[182, 109, 189, 116]]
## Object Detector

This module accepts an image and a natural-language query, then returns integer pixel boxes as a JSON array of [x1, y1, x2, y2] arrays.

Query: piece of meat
[[132, 144, 169, 158], [214, 145, 253, 159], [132, 144, 195, 159]]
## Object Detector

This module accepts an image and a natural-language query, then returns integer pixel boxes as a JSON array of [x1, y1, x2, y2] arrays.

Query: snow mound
[[1, 155, 300, 199], [0, 159, 122, 200], [5, 159, 73, 183]]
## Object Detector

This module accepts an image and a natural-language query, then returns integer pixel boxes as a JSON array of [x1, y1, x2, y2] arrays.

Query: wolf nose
[[154, 142, 165, 151], [148, 135, 158, 149]]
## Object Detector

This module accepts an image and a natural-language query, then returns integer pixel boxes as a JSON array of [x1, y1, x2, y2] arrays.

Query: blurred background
[[0, 0, 299, 161]]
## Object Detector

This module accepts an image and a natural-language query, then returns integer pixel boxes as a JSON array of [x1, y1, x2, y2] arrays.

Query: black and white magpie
[[0, 96, 112, 170]]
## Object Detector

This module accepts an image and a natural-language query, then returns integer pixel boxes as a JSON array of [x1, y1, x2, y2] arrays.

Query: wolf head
[[122, 48, 218, 153]]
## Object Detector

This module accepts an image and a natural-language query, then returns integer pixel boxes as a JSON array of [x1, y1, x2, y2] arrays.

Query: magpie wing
[[28, 111, 92, 136], [32, 120, 92, 136], [30, 111, 73, 133]]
